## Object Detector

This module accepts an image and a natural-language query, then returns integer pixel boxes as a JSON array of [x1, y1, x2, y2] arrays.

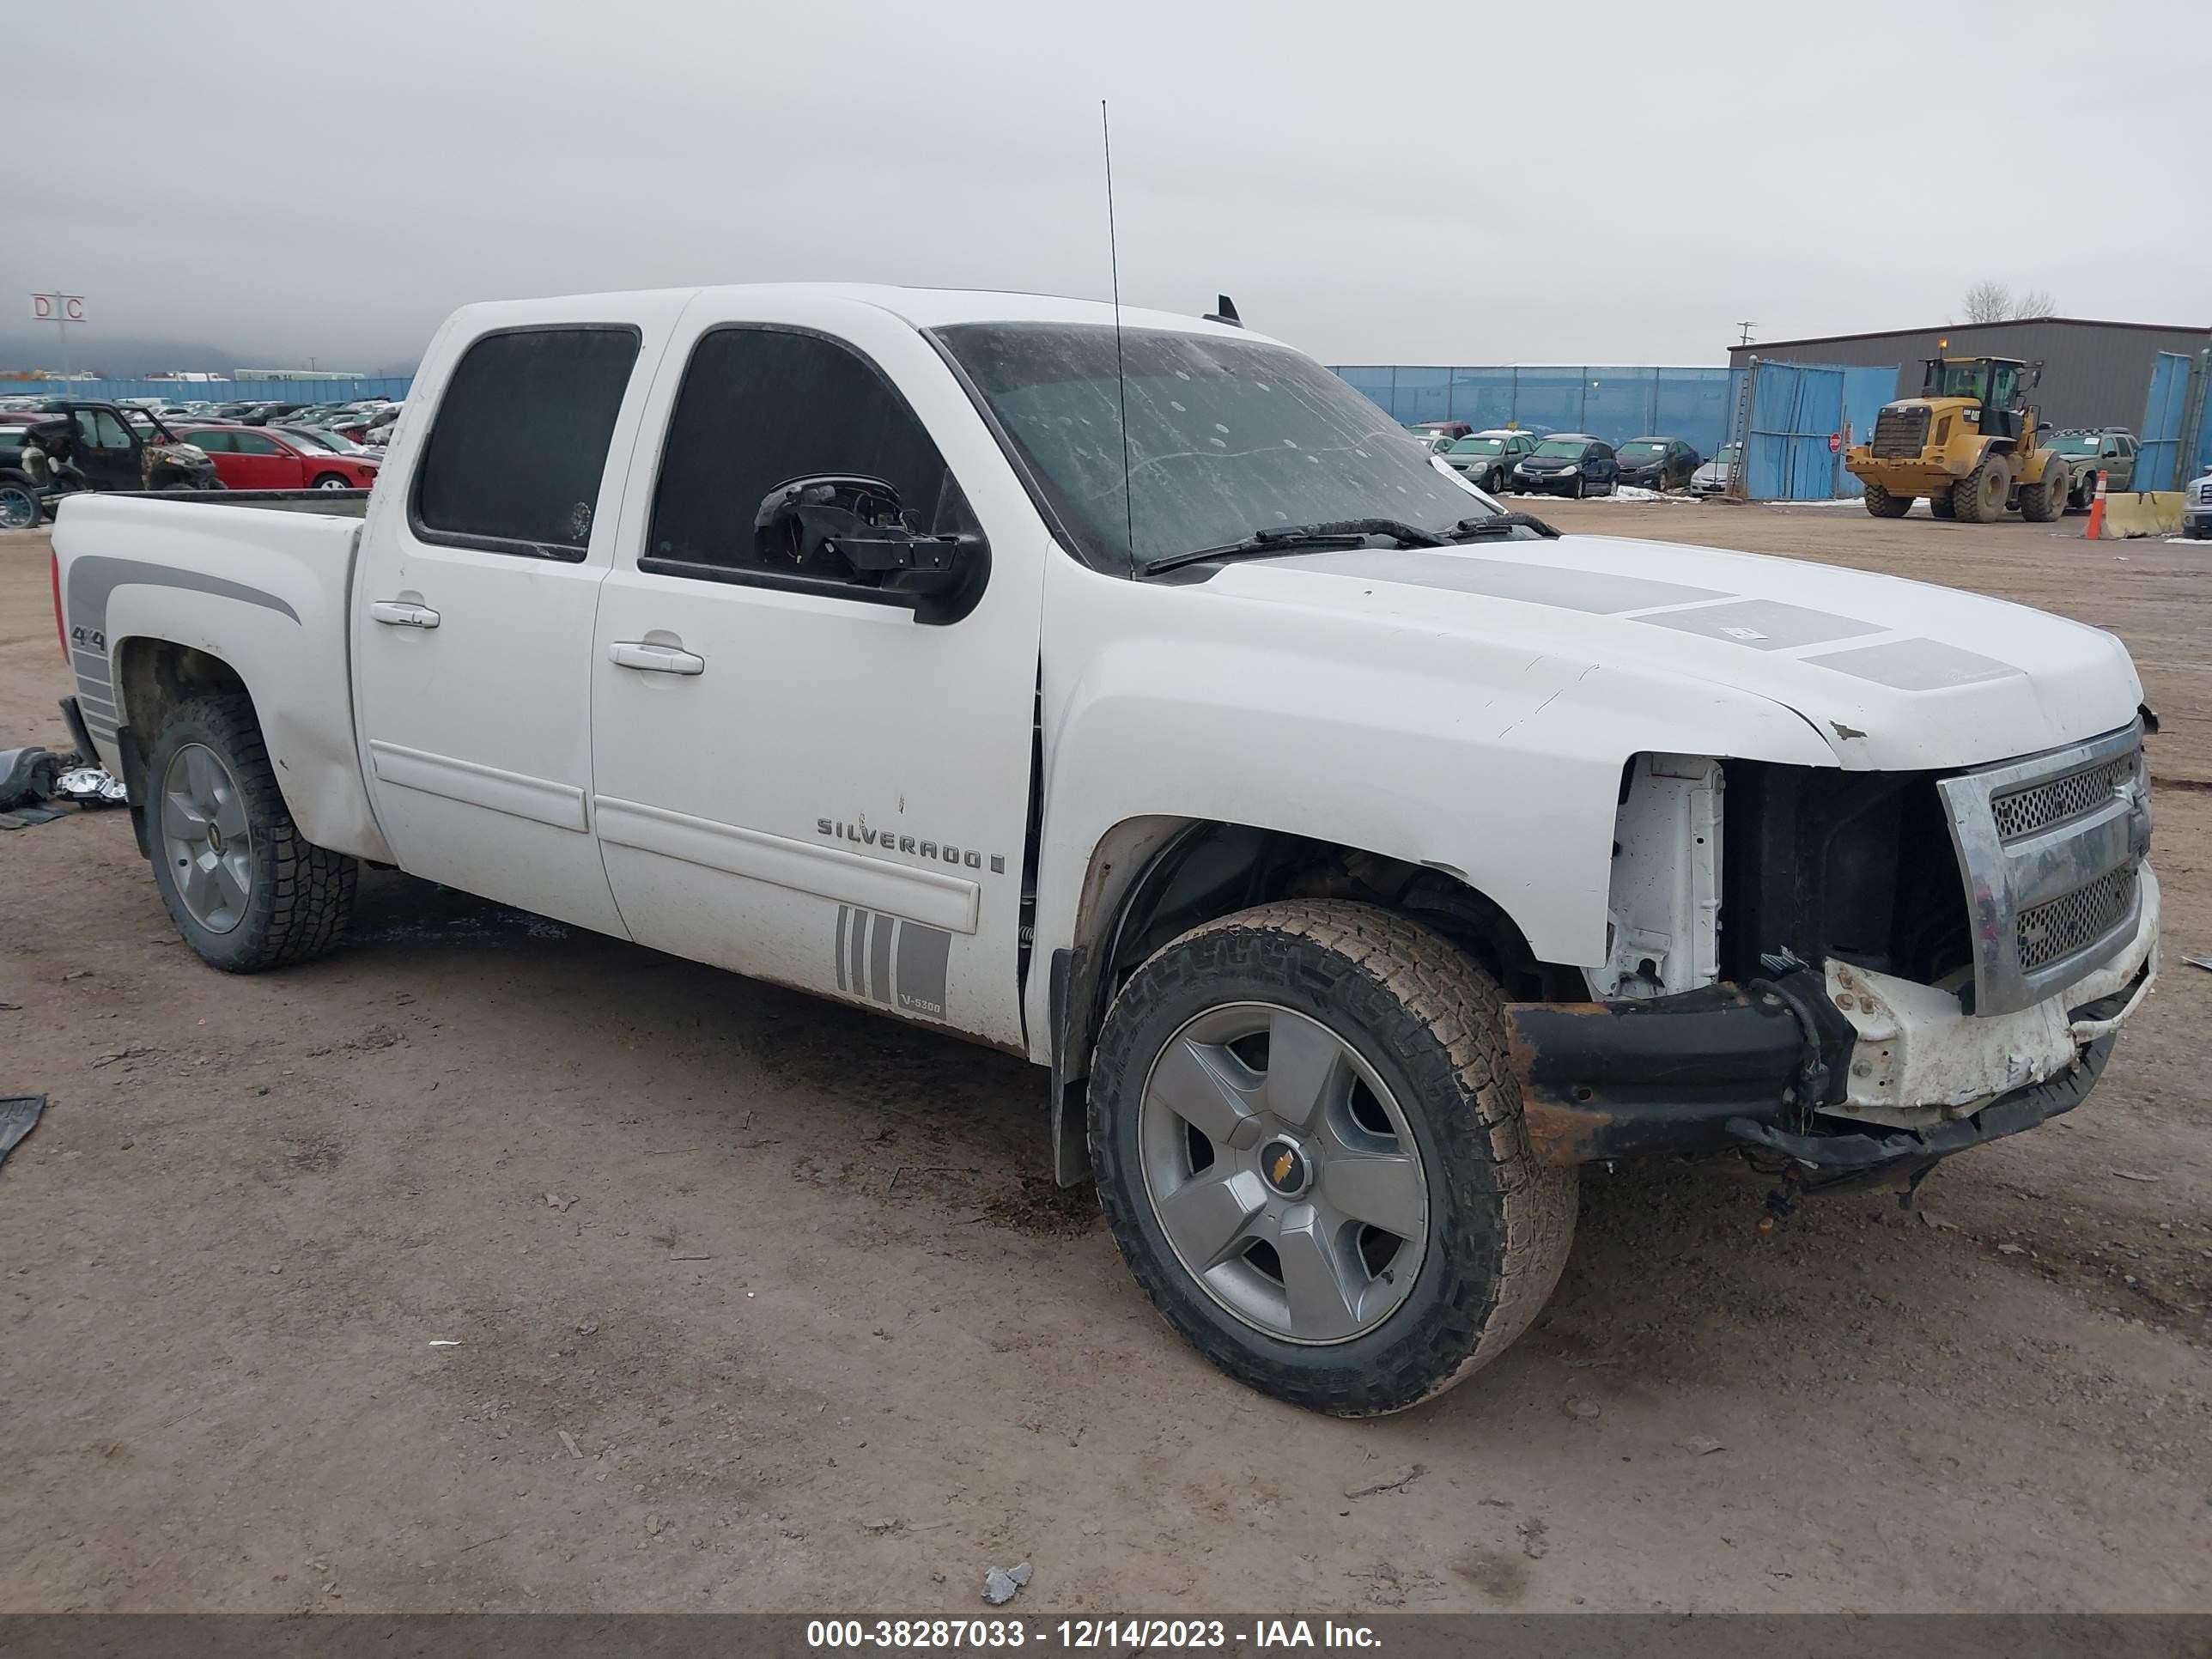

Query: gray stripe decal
[[64, 556, 301, 732], [848, 909, 870, 996], [896, 924, 951, 1021], [66, 555, 301, 645], [869, 914, 895, 1006], [1633, 598, 1881, 652], [1278, 549, 1727, 615], [1805, 637, 2021, 690], [835, 906, 850, 992], [78, 693, 118, 720]]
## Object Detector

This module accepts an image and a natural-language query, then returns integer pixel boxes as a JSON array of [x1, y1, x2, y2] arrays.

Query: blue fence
[[2135, 350, 2211, 493], [0, 374, 413, 407], [1742, 361, 1901, 501], [1332, 365, 1744, 460]]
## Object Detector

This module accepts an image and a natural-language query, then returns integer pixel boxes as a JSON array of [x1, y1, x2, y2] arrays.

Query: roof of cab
[[446, 283, 1273, 342]]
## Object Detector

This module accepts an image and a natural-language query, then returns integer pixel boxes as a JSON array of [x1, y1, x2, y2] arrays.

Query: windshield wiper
[[1449, 512, 1560, 541], [1139, 518, 1448, 577]]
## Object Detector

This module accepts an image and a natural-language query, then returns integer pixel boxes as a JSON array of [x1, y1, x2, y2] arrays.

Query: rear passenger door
[[352, 307, 678, 934]]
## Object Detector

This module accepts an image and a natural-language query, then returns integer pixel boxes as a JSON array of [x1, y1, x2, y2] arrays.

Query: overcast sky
[[8, 0, 2207, 374]]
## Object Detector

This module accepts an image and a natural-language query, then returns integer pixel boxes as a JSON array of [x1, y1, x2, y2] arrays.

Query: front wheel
[[146, 694, 357, 971], [1088, 901, 1577, 1416], [311, 473, 350, 490], [1953, 451, 2013, 522], [1863, 482, 1912, 518], [0, 483, 38, 529]]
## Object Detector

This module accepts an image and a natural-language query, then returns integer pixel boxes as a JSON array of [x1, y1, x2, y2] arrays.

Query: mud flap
[[1048, 947, 1092, 1187]]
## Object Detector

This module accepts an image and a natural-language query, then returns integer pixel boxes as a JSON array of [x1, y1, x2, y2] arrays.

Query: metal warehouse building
[[1728, 317, 2212, 435]]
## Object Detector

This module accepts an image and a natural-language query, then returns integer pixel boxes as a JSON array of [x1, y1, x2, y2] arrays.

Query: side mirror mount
[[753, 474, 988, 625]]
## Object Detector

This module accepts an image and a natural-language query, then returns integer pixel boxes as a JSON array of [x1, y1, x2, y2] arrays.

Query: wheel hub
[[1136, 1001, 1431, 1346], [160, 741, 254, 935], [1257, 1134, 1313, 1198]]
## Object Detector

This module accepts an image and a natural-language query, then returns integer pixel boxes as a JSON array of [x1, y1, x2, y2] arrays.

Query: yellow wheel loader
[[1844, 355, 2069, 524]]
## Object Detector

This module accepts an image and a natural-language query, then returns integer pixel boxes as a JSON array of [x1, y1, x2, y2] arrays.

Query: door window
[[231, 431, 283, 455], [190, 430, 235, 453], [77, 410, 134, 449], [645, 326, 969, 594], [413, 325, 640, 559]]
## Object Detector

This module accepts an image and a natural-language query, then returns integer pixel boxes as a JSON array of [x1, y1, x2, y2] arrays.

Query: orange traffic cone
[[2086, 470, 2109, 539]]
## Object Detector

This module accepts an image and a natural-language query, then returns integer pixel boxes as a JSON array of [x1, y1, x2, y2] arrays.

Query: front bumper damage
[[1503, 865, 2159, 1181]]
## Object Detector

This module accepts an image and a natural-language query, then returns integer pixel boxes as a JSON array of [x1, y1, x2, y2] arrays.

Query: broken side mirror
[[752, 474, 988, 625]]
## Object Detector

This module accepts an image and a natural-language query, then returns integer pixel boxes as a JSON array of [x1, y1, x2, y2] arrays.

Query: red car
[[176, 424, 380, 491]]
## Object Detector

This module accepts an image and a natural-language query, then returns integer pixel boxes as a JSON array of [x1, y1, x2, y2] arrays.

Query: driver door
[[589, 298, 1044, 1049]]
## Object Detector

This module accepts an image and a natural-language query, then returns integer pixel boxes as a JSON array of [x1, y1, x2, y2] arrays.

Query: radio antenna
[[1101, 99, 1135, 566]]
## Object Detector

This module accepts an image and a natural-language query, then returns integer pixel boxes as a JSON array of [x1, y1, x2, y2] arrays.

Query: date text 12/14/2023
[[805, 1619, 1382, 1650]]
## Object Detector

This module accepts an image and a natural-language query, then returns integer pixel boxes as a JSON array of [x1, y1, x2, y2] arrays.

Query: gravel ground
[[0, 507, 2206, 1614]]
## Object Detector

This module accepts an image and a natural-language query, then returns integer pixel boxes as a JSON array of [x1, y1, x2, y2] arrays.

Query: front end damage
[[1504, 722, 2158, 1197]]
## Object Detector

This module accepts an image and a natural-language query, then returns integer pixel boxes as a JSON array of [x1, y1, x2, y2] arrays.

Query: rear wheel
[[1953, 451, 2013, 522], [147, 695, 357, 972], [1863, 481, 1912, 518], [2018, 454, 2066, 523], [1089, 901, 1577, 1415]]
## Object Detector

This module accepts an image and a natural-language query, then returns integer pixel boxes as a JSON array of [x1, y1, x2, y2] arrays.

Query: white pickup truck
[[51, 285, 2159, 1415]]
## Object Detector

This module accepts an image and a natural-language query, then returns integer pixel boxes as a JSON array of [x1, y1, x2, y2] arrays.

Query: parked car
[[177, 423, 380, 490], [1401, 419, 1470, 453], [1690, 443, 1741, 495], [2041, 429, 2138, 510], [1511, 433, 1619, 497], [52, 283, 2157, 1419], [2185, 467, 2211, 540], [1613, 436, 1701, 492], [1441, 429, 1538, 493]]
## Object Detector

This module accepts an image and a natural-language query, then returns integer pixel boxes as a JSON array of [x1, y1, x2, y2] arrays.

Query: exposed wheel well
[[112, 637, 250, 793], [1063, 819, 1578, 1089]]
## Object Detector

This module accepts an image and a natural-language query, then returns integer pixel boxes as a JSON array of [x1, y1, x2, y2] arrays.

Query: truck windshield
[[932, 322, 1495, 573]]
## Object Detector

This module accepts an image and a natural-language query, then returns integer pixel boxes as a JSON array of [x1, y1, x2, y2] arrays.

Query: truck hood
[[1229, 532, 2142, 770]]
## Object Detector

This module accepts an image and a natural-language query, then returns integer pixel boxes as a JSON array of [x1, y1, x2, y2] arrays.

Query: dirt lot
[[1, 507, 2207, 1614]]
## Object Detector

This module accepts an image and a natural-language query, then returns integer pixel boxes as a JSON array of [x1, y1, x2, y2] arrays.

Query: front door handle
[[370, 599, 441, 629], [609, 641, 705, 676]]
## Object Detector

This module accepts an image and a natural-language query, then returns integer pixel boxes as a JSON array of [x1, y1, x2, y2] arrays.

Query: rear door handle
[[609, 641, 705, 676], [369, 599, 440, 629]]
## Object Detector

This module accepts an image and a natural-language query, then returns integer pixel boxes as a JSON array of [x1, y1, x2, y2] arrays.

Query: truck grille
[[1936, 722, 2149, 1015], [1871, 407, 1930, 459], [1990, 753, 2134, 842], [2018, 864, 2137, 974]]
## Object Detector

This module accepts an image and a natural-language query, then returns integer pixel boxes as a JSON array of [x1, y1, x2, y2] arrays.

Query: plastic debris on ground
[[0, 1096, 46, 1170], [53, 765, 129, 807], [2183, 953, 2212, 972], [981, 1562, 1032, 1605]]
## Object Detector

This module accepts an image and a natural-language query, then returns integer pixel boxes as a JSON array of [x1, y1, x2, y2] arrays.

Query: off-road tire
[[1863, 482, 1912, 518], [1953, 450, 2013, 522], [2018, 454, 2066, 523], [1088, 900, 1577, 1416], [146, 694, 356, 972], [1928, 491, 1957, 520]]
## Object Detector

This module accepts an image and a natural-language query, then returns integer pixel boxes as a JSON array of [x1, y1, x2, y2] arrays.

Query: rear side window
[[646, 326, 965, 591], [414, 325, 639, 558]]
